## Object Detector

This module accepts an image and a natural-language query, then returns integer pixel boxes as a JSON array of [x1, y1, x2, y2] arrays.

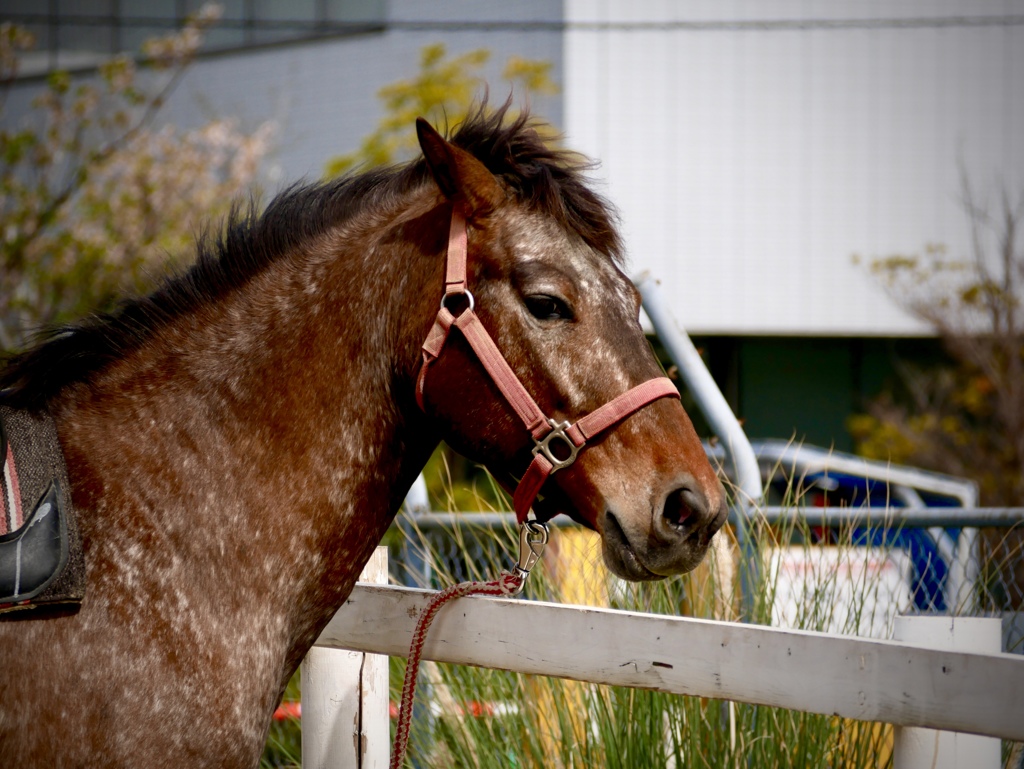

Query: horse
[[0, 105, 727, 767]]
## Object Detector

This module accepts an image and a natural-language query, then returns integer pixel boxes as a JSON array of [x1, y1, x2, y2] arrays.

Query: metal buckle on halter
[[532, 418, 580, 473]]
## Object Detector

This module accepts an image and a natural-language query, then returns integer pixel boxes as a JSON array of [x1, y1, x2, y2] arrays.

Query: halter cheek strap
[[416, 209, 680, 524]]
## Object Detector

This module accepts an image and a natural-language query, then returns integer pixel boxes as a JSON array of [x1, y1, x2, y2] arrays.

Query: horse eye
[[524, 295, 573, 322]]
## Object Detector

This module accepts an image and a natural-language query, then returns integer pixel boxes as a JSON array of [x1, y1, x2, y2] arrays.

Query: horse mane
[[0, 103, 621, 410], [447, 105, 622, 261]]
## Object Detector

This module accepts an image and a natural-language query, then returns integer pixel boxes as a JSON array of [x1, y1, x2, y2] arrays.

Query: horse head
[[412, 113, 727, 580], [0, 104, 731, 768]]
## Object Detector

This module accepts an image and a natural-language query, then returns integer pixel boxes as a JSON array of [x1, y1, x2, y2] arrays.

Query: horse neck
[[52, 197, 444, 657]]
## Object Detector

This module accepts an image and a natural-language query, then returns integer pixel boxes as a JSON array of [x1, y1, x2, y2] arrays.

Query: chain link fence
[[390, 508, 1024, 650]]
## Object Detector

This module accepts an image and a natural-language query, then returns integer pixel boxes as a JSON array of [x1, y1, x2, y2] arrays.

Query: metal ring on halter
[[441, 289, 475, 314]]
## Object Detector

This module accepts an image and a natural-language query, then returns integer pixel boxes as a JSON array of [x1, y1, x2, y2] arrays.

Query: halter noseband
[[416, 208, 680, 524]]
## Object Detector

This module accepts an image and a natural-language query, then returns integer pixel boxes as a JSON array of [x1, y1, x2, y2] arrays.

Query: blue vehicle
[[708, 439, 978, 614]]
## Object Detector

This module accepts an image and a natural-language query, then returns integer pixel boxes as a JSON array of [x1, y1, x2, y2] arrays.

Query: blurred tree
[[324, 42, 557, 177], [0, 6, 273, 353], [849, 176, 1023, 506]]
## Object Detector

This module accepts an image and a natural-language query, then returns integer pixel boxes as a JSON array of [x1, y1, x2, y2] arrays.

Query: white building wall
[[8, 1, 1022, 339], [564, 0, 1024, 335]]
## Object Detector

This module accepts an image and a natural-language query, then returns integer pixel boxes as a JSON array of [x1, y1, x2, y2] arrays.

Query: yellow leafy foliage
[[324, 43, 559, 177]]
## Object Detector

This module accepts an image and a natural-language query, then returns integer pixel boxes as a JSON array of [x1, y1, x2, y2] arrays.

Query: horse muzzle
[[600, 481, 728, 580]]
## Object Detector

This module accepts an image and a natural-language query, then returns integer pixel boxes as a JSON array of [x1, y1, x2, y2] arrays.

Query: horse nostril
[[661, 486, 707, 535]]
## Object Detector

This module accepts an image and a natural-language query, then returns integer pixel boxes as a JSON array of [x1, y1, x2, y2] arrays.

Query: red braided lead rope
[[390, 572, 524, 769]]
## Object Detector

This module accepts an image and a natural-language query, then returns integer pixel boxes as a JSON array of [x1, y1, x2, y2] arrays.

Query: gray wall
[[4, 1, 566, 189], [159, 0, 566, 187]]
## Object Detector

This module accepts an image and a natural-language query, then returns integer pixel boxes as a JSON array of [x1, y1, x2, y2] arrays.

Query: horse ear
[[416, 117, 504, 216]]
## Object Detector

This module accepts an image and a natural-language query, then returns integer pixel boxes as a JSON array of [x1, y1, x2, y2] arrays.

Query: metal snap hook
[[510, 520, 549, 593]]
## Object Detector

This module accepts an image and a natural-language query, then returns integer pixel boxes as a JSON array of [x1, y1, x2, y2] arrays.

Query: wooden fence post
[[302, 546, 389, 769], [892, 615, 1002, 769]]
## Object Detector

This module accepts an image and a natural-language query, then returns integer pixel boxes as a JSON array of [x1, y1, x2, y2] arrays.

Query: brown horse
[[0, 106, 726, 767]]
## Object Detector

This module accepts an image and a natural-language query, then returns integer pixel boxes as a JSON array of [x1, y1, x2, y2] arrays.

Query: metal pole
[[637, 274, 764, 618], [399, 475, 431, 587]]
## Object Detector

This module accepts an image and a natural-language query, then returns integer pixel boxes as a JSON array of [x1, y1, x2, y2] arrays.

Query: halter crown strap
[[417, 210, 680, 523], [443, 209, 468, 297]]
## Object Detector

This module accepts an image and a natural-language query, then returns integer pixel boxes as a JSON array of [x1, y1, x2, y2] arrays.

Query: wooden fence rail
[[317, 582, 1024, 744], [302, 549, 1022, 768]]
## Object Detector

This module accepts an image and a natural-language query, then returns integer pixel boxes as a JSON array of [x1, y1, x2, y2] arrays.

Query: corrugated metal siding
[[565, 0, 1024, 335]]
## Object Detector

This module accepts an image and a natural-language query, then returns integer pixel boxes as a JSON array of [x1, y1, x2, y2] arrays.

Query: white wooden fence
[[302, 548, 1024, 769]]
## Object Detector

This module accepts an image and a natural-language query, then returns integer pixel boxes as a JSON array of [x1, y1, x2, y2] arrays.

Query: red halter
[[416, 209, 679, 523]]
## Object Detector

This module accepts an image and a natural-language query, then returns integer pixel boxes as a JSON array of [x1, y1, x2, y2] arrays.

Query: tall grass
[[260, 459, 1023, 768], [387, 477, 910, 769]]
